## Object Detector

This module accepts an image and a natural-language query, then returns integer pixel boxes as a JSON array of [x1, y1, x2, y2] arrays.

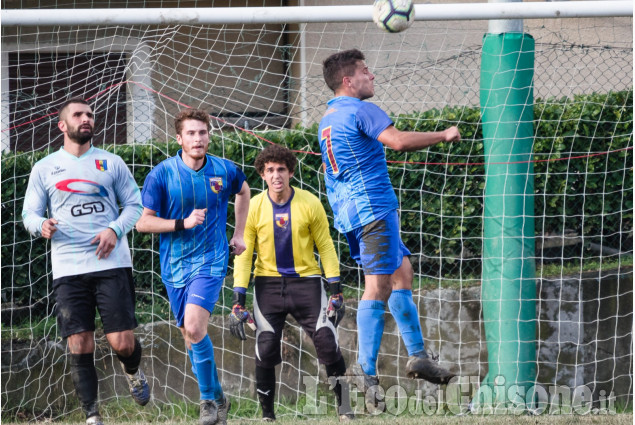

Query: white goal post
[[1, 1, 632, 25]]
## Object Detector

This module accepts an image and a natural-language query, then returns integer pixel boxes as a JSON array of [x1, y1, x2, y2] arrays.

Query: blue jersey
[[317, 96, 398, 233], [141, 151, 246, 287]]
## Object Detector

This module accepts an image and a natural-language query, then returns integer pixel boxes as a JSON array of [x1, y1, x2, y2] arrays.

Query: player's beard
[[67, 125, 93, 145], [183, 144, 207, 161]]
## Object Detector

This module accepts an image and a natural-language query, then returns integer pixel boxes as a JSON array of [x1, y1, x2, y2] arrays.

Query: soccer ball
[[372, 0, 415, 33]]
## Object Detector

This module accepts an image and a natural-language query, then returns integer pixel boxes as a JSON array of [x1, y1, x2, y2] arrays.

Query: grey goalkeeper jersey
[[22, 146, 142, 279]]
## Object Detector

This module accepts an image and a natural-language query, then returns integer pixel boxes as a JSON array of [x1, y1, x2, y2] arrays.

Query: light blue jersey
[[317, 96, 398, 233], [22, 146, 142, 279], [140, 151, 246, 287]]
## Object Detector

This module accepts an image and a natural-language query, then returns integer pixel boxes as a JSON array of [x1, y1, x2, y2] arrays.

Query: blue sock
[[388, 289, 425, 356], [191, 335, 224, 402], [187, 348, 197, 375], [357, 300, 386, 376]]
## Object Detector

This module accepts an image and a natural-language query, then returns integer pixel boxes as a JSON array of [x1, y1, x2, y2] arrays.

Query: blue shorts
[[164, 275, 224, 327], [345, 210, 411, 275]]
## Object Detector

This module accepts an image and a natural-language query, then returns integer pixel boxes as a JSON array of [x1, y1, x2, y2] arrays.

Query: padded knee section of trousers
[[256, 332, 282, 368], [313, 327, 342, 366]]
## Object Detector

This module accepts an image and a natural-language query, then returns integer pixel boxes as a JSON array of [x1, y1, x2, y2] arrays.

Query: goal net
[[1, 2, 632, 421]]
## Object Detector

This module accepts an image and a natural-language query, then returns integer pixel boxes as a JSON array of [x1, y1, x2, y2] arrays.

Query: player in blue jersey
[[229, 144, 353, 422], [22, 98, 149, 425], [318, 49, 460, 411], [136, 108, 250, 425]]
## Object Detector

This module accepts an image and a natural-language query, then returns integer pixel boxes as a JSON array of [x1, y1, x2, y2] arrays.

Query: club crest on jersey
[[95, 159, 108, 171], [275, 213, 289, 229], [210, 177, 223, 193]]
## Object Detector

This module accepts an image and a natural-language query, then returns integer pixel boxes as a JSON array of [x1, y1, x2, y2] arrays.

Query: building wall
[[1, 1, 632, 149]]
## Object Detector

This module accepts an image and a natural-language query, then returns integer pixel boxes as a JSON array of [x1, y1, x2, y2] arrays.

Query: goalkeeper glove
[[326, 281, 345, 328], [228, 290, 256, 341]]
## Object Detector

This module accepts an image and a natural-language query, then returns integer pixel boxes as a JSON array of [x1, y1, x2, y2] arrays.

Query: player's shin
[[356, 300, 385, 376], [326, 357, 354, 418], [187, 348, 197, 375], [387, 289, 424, 356], [256, 365, 276, 421], [117, 338, 142, 374], [191, 335, 224, 402], [70, 353, 100, 419]]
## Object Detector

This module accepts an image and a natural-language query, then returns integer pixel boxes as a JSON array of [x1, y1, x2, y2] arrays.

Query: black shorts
[[253, 276, 342, 368], [52, 267, 138, 338]]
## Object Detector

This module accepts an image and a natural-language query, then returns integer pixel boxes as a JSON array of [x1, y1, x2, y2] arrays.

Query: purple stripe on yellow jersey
[[271, 191, 300, 277]]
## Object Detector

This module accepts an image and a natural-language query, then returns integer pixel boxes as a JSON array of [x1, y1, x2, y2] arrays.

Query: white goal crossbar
[[1, 1, 632, 26]]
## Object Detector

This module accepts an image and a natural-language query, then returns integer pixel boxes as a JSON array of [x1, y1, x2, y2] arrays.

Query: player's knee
[[184, 323, 207, 344], [108, 330, 136, 356], [256, 332, 282, 368], [392, 257, 413, 289], [113, 340, 135, 357], [313, 329, 341, 365], [67, 331, 95, 354]]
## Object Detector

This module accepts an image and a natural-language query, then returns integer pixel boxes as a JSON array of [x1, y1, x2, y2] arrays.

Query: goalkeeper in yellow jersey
[[230, 144, 353, 422]]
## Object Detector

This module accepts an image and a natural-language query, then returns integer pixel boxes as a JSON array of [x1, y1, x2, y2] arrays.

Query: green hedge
[[1, 90, 632, 319]]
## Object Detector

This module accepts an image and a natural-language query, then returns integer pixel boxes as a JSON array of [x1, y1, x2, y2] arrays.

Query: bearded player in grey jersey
[[22, 98, 150, 425]]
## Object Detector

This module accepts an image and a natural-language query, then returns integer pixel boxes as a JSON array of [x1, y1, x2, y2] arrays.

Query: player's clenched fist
[[185, 208, 207, 229], [41, 218, 59, 239], [443, 126, 461, 143]]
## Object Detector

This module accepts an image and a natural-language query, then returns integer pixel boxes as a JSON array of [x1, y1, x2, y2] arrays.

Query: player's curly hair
[[174, 108, 211, 135], [322, 48, 365, 92], [254, 144, 297, 175]]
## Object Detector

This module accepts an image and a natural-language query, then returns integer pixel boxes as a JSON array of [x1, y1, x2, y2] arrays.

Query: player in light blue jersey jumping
[[318, 49, 460, 412], [22, 98, 149, 425], [136, 108, 250, 425]]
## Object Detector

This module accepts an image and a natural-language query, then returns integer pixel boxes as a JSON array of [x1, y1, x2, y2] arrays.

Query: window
[[7, 52, 127, 151]]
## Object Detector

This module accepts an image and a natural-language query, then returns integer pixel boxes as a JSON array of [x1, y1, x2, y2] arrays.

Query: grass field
[[39, 414, 633, 425]]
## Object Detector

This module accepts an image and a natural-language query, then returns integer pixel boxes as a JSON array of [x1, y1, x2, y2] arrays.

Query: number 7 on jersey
[[321, 126, 339, 174]]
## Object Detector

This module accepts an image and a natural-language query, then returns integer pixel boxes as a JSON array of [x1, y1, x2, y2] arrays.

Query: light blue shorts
[[164, 275, 224, 327], [344, 210, 411, 275]]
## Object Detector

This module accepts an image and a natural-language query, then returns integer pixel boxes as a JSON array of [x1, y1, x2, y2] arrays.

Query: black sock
[[325, 356, 352, 415], [256, 365, 276, 417], [70, 353, 99, 418], [117, 338, 142, 375]]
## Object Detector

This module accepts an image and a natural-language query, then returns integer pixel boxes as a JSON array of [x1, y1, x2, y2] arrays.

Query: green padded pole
[[473, 32, 537, 412]]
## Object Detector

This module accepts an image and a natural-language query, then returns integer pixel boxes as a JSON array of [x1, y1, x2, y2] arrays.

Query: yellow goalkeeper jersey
[[232, 187, 340, 289]]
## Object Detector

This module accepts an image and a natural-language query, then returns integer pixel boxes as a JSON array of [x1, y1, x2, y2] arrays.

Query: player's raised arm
[[377, 125, 461, 152]]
